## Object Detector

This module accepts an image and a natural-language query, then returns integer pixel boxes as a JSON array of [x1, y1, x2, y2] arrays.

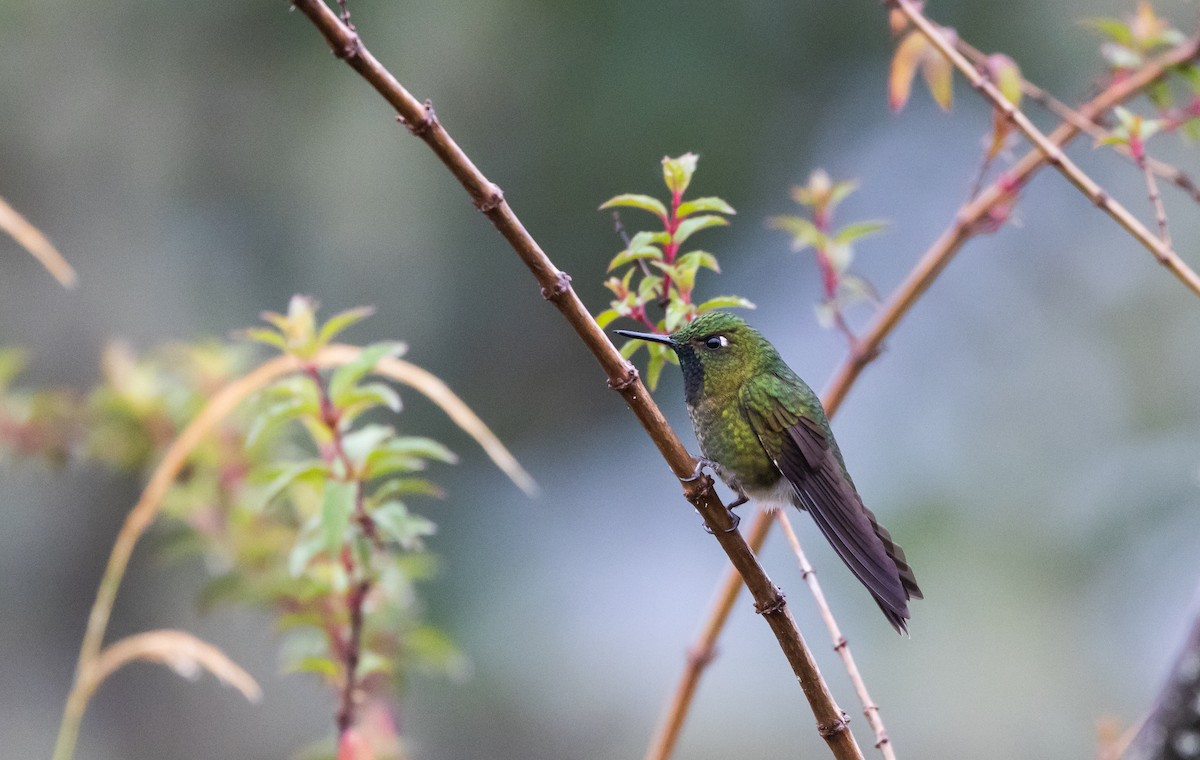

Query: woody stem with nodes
[[292, 0, 865, 756]]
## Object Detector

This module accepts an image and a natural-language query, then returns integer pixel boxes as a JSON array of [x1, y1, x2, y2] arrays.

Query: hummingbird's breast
[[687, 392, 783, 496]]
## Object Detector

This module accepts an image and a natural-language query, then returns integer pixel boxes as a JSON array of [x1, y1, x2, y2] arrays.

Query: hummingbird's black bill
[[613, 329, 675, 346]]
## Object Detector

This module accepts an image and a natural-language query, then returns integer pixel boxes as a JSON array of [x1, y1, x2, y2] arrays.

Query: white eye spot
[[704, 335, 729, 349]]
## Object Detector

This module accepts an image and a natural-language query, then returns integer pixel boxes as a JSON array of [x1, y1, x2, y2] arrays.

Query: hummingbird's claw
[[702, 508, 740, 534]]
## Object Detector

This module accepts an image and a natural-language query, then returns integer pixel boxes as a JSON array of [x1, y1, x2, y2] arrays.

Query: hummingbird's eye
[[704, 335, 729, 349]]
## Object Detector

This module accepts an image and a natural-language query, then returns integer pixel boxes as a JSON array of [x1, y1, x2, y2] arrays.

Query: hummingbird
[[616, 311, 922, 633]]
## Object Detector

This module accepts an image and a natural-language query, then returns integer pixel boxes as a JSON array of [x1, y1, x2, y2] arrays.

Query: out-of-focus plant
[[768, 170, 885, 346], [595, 153, 753, 389], [8, 295, 530, 760], [237, 296, 466, 758]]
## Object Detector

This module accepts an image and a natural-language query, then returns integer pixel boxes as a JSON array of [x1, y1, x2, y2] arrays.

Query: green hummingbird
[[616, 311, 922, 633]]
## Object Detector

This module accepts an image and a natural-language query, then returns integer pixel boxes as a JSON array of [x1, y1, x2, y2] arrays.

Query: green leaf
[[594, 309, 620, 329], [407, 626, 470, 679], [289, 656, 339, 678], [238, 327, 288, 352], [673, 214, 729, 248], [827, 179, 859, 212], [835, 220, 887, 245], [254, 460, 328, 512], [663, 300, 694, 333], [380, 435, 457, 464], [662, 153, 699, 196], [768, 216, 824, 252], [1084, 17, 1133, 46], [361, 450, 426, 480], [373, 501, 437, 550], [288, 517, 326, 576], [328, 341, 406, 407], [676, 196, 736, 218], [598, 193, 668, 219], [338, 382, 403, 429], [697, 295, 756, 312], [0, 347, 29, 389], [370, 477, 445, 503], [607, 245, 662, 271], [619, 339, 644, 360], [636, 274, 663, 302], [341, 424, 395, 467], [321, 481, 356, 554], [245, 396, 314, 449], [1180, 64, 1200, 93], [315, 305, 375, 347]]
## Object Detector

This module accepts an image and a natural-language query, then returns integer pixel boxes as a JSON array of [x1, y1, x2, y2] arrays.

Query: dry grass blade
[[82, 629, 262, 704], [0, 194, 77, 288]]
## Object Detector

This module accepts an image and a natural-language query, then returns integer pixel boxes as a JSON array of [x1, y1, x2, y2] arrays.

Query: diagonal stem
[[291, 1, 864, 756], [888, 0, 1200, 297]]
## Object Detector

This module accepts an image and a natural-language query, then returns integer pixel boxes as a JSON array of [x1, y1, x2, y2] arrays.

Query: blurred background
[[3, 0, 1200, 758]]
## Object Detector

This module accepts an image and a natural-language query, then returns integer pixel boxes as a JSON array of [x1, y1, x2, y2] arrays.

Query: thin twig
[[644, 31, 1200, 760], [1138, 150, 1173, 250], [291, 2, 863, 756], [777, 511, 896, 759], [955, 38, 1200, 206], [52, 346, 530, 760], [0, 194, 77, 288], [889, 0, 1200, 297]]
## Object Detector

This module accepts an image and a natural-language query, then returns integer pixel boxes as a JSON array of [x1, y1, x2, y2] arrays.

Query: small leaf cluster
[[595, 153, 753, 389], [889, 16, 1024, 161], [0, 296, 467, 755], [768, 170, 884, 337], [1089, 4, 1200, 143], [240, 297, 466, 700]]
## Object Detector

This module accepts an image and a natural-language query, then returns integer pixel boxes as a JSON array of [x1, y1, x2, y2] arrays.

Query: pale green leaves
[[595, 153, 751, 390]]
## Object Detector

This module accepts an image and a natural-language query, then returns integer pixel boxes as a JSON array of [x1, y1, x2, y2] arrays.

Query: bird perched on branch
[[617, 311, 922, 633]]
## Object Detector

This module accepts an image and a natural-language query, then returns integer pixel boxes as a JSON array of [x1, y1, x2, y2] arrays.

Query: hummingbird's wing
[[740, 374, 922, 634]]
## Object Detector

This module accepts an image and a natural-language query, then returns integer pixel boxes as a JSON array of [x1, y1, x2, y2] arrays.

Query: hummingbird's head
[[615, 311, 780, 404]]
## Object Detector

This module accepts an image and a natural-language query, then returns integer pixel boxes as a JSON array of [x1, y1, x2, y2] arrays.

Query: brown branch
[[291, 1, 863, 756], [889, 0, 1200, 298], [955, 38, 1200, 206], [644, 29, 1200, 760]]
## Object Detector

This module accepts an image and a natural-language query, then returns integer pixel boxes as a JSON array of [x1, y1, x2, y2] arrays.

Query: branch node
[[754, 587, 786, 616], [398, 99, 437, 137], [685, 643, 717, 670], [833, 636, 848, 652], [874, 733, 891, 748], [333, 31, 363, 61], [539, 271, 572, 302], [607, 364, 639, 391], [474, 184, 505, 213], [817, 711, 851, 738]]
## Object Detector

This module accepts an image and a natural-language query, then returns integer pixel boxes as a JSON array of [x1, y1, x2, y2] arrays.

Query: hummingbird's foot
[[682, 456, 717, 482], [727, 487, 749, 510], [701, 508, 740, 534]]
